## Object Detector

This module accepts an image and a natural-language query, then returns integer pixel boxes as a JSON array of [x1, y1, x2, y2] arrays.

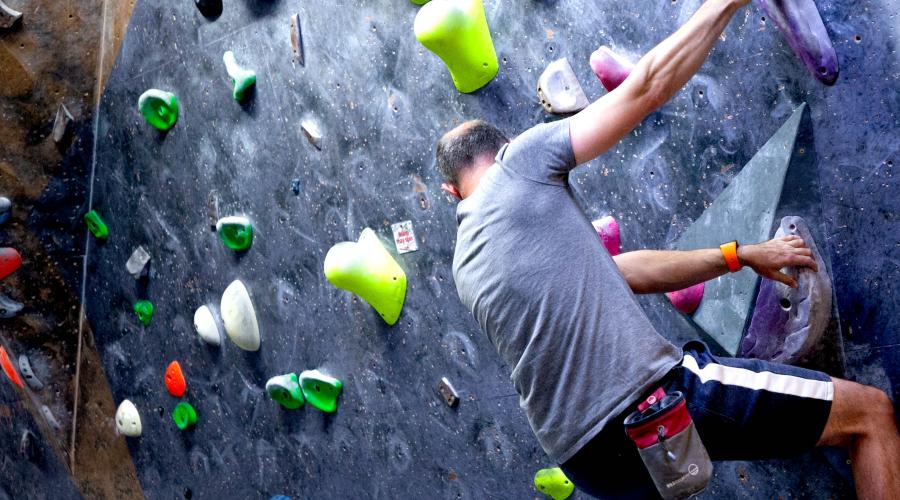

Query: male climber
[[436, 0, 900, 498]]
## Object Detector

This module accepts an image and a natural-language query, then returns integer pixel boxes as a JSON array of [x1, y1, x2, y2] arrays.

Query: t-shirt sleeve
[[497, 118, 576, 185]]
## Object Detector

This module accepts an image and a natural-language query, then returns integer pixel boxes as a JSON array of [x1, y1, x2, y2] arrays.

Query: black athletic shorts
[[560, 341, 834, 499]]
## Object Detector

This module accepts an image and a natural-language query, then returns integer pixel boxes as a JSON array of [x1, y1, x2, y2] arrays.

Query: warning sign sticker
[[391, 220, 418, 254]]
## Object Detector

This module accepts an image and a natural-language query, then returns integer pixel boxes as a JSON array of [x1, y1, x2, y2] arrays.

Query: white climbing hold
[[220, 280, 260, 351], [193, 305, 221, 346], [125, 245, 151, 279], [115, 399, 142, 437], [536, 58, 589, 114]]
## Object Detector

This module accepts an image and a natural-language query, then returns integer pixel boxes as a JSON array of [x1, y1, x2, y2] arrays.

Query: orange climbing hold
[[0, 347, 24, 388], [165, 361, 187, 397], [0, 248, 22, 281]]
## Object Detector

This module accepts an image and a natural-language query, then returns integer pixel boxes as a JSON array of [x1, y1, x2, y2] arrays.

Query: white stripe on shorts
[[682, 354, 833, 401]]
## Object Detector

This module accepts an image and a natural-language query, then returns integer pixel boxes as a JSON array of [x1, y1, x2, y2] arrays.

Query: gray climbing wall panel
[[82, 0, 899, 498], [674, 103, 805, 355]]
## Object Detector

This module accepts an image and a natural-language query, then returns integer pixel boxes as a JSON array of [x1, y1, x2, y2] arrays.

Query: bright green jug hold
[[534, 467, 574, 500], [134, 300, 154, 326], [172, 402, 197, 430], [223, 51, 257, 101], [216, 216, 253, 251], [138, 89, 179, 131], [414, 0, 498, 93], [266, 373, 305, 410], [299, 370, 342, 413], [324, 228, 407, 325], [84, 210, 109, 240]]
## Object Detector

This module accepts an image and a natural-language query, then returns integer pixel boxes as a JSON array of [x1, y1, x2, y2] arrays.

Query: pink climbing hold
[[666, 282, 705, 315], [589, 46, 634, 92], [592, 216, 621, 256]]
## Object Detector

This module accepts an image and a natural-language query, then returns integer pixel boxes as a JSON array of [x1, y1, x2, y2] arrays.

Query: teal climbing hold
[[84, 210, 109, 240], [324, 228, 407, 325], [673, 103, 807, 355], [534, 467, 575, 500], [134, 300, 154, 326], [414, 0, 498, 93], [138, 89, 179, 131], [299, 370, 342, 413], [216, 216, 253, 251], [266, 373, 305, 410], [172, 402, 197, 430], [223, 51, 257, 101]]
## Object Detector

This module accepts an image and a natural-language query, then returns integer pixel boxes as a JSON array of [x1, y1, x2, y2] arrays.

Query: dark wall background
[[79, 0, 897, 498]]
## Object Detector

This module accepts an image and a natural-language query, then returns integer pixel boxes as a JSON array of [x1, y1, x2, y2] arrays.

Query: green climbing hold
[[266, 373, 305, 410], [172, 402, 197, 430], [299, 370, 342, 413], [223, 51, 257, 101], [534, 467, 574, 500], [323, 228, 407, 325], [414, 0, 498, 93], [84, 210, 109, 240], [410, 0, 431, 4], [216, 216, 253, 251], [134, 300, 154, 326], [138, 89, 179, 131]]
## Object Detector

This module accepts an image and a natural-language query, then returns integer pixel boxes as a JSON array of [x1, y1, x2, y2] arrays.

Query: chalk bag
[[624, 389, 712, 499]]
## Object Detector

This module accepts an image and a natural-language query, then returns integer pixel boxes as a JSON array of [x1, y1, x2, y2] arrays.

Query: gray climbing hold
[[0, 197, 11, 224], [17, 355, 42, 390], [537, 58, 589, 114], [52, 104, 74, 144], [290, 14, 304, 67], [20, 430, 38, 461], [0, 293, 22, 318], [0, 0, 22, 29], [301, 119, 322, 150], [41, 405, 61, 430], [125, 245, 151, 279], [673, 104, 807, 355], [207, 191, 219, 231], [438, 377, 459, 407]]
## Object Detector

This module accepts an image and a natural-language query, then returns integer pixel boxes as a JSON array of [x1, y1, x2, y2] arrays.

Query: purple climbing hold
[[741, 216, 832, 364], [591, 216, 620, 256], [589, 46, 634, 92], [665, 282, 705, 315], [755, 0, 838, 85]]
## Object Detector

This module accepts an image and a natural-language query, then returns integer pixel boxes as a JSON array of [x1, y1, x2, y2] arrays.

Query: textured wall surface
[[0, 0, 141, 498], [76, 0, 899, 498]]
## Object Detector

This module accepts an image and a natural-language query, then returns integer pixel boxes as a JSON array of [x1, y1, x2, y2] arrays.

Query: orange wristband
[[720, 241, 742, 273]]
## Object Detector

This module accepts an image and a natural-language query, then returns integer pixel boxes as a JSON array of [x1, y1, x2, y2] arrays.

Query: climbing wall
[[81, 0, 897, 498]]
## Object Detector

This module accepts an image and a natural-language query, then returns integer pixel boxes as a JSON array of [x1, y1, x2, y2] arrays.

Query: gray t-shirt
[[452, 119, 682, 463]]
